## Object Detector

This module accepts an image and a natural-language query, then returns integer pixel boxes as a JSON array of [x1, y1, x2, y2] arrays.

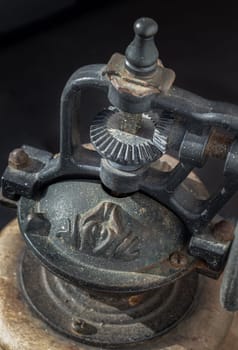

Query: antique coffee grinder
[[1, 18, 238, 350]]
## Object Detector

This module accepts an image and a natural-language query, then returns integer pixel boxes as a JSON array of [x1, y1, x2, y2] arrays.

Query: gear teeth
[[125, 144, 132, 164], [90, 109, 173, 166], [152, 112, 173, 154], [131, 145, 139, 165], [116, 143, 127, 163], [103, 138, 116, 155], [110, 140, 121, 159], [99, 136, 114, 151], [91, 124, 105, 132], [92, 131, 108, 145]]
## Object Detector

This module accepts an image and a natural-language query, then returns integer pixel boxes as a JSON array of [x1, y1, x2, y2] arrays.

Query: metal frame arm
[[153, 86, 238, 132], [60, 64, 109, 163]]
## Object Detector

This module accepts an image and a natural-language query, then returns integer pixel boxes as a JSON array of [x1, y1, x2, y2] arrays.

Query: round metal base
[[0, 220, 237, 350], [20, 250, 198, 348]]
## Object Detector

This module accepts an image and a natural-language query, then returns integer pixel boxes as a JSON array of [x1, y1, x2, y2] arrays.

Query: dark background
[[0, 1, 238, 228]]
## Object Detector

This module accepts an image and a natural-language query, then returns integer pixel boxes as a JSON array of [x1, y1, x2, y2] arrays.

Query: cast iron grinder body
[[1, 17, 238, 349]]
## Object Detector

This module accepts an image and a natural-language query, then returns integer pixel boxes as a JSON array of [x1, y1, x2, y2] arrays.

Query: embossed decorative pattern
[[78, 201, 140, 260]]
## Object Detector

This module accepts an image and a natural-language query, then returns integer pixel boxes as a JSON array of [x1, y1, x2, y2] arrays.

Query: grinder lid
[[18, 179, 194, 292]]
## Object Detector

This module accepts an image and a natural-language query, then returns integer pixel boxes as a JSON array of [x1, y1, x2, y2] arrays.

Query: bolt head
[[169, 251, 188, 268], [8, 148, 29, 169]]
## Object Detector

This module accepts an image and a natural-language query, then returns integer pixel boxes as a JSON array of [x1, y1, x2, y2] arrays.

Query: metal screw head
[[8, 148, 29, 169], [169, 251, 188, 268], [128, 294, 145, 306]]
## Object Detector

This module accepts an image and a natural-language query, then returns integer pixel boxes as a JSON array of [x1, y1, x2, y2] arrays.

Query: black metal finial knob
[[125, 18, 159, 75], [134, 17, 158, 37]]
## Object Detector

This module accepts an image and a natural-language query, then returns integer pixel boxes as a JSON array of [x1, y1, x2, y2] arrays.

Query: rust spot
[[8, 148, 30, 169], [111, 76, 157, 97], [128, 294, 145, 306], [213, 220, 235, 242], [104, 53, 175, 98], [205, 128, 233, 159]]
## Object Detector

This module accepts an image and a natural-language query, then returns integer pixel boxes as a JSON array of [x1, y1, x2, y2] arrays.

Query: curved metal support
[[140, 165, 200, 235], [152, 86, 238, 133], [145, 86, 238, 236], [60, 64, 109, 164], [37, 65, 109, 184], [141, 161, 238, 236]]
